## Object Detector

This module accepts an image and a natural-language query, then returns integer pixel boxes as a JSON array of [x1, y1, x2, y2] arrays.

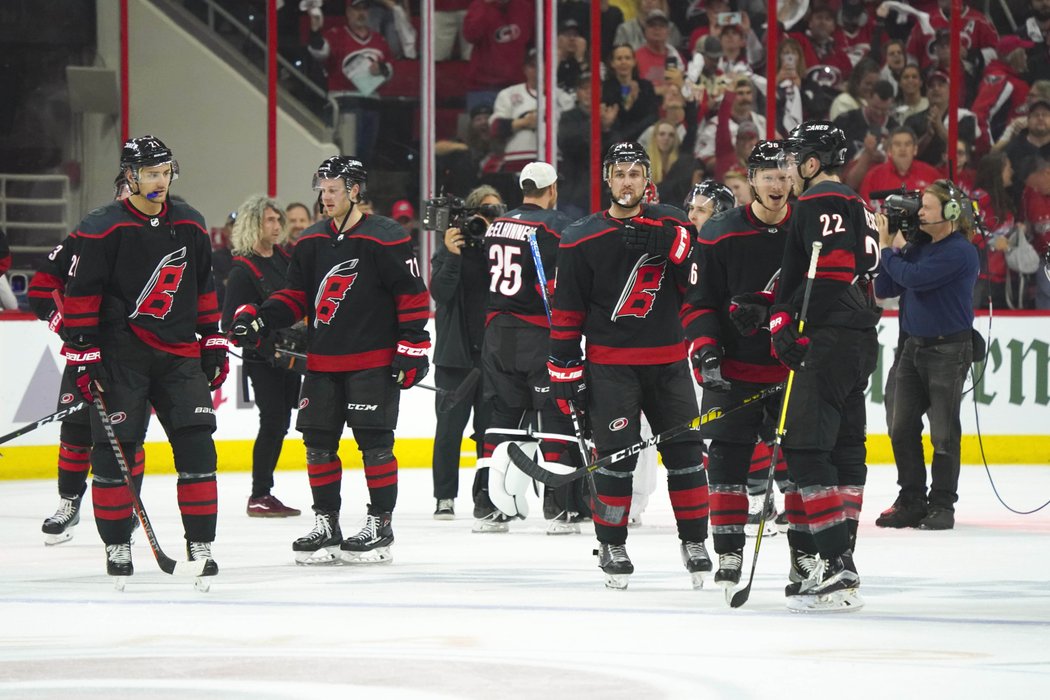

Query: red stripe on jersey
[[63, 295, 102, 327], [177, 479, 218, 516], [307, 347, 395, 372], [689, 335, 717, 353], [722, 358, 788, 383], [592, 494, 631, 527], [816, 269, 856, 282], [73, 221, 139, 239], [129, 324, 200, 357], [273, 289, 307, 318], [197, 290, 220, 325], [28, 271, 64, 297], [680, 306, 714, 327], [670, 484, 709, 520], [233, 256, 263, 278], [485, 311, 550, 328], [170, 219, 208, 235], [586, 342, 686, 365], [396, 292, 430, 312], [560, 227, 618, 247], [551, 308, 584, 339], [799, 191, 863, 204], [349, 232, 412, 246]]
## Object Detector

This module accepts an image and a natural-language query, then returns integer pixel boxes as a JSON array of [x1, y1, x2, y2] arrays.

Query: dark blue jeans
[[889, 337, 973, 508]]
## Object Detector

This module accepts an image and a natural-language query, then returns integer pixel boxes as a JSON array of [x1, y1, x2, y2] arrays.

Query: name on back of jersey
[[486, 220, 539, 242]]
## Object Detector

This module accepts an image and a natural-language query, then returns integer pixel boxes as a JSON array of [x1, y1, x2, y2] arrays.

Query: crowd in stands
[[194, 0, 1050, 310]]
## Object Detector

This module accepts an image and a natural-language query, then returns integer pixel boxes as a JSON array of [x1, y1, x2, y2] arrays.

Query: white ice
[[1, 464, 1049, 699]]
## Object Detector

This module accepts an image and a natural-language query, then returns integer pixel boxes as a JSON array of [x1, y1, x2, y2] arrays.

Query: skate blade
[[44, 530, 74, 546], [433, 513, 455, 521], [786, 588, 865, 613], [294, 547, 343, 566], [604, 573, 630, 590], [545, 522, 581, 536], [340, 547, 392, 565], [112, 576, 128, 592], [471, 521, 510, 534], [744, 523, 778, 538], [690, 571, 706, 590], [194, 577, 212, 593]]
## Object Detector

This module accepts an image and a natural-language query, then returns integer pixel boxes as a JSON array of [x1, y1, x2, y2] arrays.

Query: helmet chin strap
[[798, 156, 823, 192]]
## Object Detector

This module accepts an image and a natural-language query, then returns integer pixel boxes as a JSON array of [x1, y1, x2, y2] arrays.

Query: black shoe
[[433, 499, 455, 520], [875, 497, 927, 528], [918, 505, 955, 530]]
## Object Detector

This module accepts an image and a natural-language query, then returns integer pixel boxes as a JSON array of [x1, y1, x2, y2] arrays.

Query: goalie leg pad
[[488, 441, 537, 519]]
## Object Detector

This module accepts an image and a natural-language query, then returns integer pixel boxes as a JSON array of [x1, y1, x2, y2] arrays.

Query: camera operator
[[428, 185, 504, 519], [874, 181, 979, 531]]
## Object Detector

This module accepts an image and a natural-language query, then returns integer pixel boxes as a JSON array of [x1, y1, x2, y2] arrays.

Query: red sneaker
[[247, 495, 302, 518]]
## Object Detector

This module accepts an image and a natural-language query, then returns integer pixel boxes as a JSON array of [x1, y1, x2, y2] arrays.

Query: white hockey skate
[[472, 510, 511, 533], [292, 510, 343, 565], [106, 543, 133, 592], [714, 549, 743, 598], [187, 541, 219, 592], [744, 494, 778, 537], [546, 511, 582, 536], [42, 494, 82, 545], [340, 509, 393, 564], [786, 553, 864, 613], [595, 543, 633, 590]]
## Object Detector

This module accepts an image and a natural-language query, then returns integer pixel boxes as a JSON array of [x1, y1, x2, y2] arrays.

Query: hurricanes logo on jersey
[[314, 259, 359, 326], [130, 247, 187, 320], [612, 255, 665, 320]]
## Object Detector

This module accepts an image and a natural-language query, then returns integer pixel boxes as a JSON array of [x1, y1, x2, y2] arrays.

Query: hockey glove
[[199, 334, 230, 390], [64, 338, 106, 402], [547, 356, 587, 415], [623, 217, 692, 264], [769, 305, 810, 372], [689, 343, 731, 393], [392, 339, 431, 389], [729, 291, 774, 336], [229, 304, 267, 348]]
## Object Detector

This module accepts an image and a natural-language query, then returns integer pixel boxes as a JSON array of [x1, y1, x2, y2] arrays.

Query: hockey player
[[62, 136, 224, 585], [28, 175, 146, 545], [685, 180, 736, 230], [684, 141, 793, 591], [763, 121, 881, 612], [229, 156, 430, 565], [549, 142, 711, 590], [473, 161, 587, 535]]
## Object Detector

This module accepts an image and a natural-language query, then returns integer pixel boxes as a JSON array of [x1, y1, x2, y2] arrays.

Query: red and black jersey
[[484, 203, 574, 328], [258, 213, 429, 373], [550, 203, 692, 365], [776, 180, 881, 327], [0, 228, 10, 275], [63, 199, 218, 357], [28, 234, 79, 322], [683, 205, 791, 385]]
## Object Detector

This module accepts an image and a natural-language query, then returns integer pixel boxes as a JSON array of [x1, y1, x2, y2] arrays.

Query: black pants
[[890, 337, 972, 508], [245, 361, 301, 498], [431, 361, 489, 500]]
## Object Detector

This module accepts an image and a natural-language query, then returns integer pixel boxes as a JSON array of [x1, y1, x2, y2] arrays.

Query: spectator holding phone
[[633, 9, 685, 97]]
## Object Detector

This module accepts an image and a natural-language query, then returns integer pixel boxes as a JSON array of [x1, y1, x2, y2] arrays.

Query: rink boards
[[1, 313, 1047, 476]]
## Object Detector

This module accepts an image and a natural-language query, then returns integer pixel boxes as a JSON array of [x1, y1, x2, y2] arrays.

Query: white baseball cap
[[519, 161, 558, 190]]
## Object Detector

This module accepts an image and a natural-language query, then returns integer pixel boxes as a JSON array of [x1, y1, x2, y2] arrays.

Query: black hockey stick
[[507, 384, 784, 488], [728, 240, 822, 609], [0, 402, 86, 447], [91, 391, 207, 577]]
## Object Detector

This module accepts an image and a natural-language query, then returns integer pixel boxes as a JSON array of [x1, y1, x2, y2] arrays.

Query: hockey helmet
[[783, 121, 847, 169], [312, 155, 368, 196], [747, 140, 786, 174], [603, 141, 651, 179], [120, 135, 179, 181], [686, 180, 736, 216]]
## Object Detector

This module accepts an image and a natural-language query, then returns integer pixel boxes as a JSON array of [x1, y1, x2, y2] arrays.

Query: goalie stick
[[728, 240, 822, 609], [0, 402, 86, 447], [507, 384, 784, 488]]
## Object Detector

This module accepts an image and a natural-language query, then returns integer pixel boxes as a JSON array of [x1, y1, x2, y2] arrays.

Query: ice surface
[[1, 464, 1048, 699]]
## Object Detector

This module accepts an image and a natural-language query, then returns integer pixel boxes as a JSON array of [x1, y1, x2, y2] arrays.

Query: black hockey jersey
[[221, 247, 293, 363], [776, 180, 882, 327], [63, 199, 219, 357], [683, 204, 791, 384], [550, 203, 692, 365], [258, 214, 429, 373], [484, 203, 574, 327], [28, 234, 79, 324]]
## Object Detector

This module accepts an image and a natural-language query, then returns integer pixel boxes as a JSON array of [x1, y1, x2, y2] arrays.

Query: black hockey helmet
[[120, 135, 179, 181], [783, 121, 847, 169], [686, 180, 736, 215], [747, 140, 785, 174], [312, 155, 368, 196], [603, 141, 651, 179]]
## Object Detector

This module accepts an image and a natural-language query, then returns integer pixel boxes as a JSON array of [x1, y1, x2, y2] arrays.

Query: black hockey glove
[[769, 305, 810, 372], [547, 356, 587, 415], [622, 216, 692, 264], [199, 334, 230, 390], [689, 343, 731, 393], [64, 337, 107, 402], [729, 291, 774, 336], [391, 339, 431, 389], [229, 304, 267, 348]]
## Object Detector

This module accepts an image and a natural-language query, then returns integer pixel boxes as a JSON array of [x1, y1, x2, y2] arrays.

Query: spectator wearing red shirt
[[838, 0, 874, 67], [633, 9, 685, 97], [462, 0, 535, 111], [970, 152, 1016, 309], [906, 0, 998, 72], [859, 126, 942, 204], [788, 2, 852, 77], [1023, 156, 1050, 259], [972, 36, 1034, 144]]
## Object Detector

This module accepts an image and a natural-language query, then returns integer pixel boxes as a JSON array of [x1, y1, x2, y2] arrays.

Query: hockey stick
[[0, 402, 86, 447], [91, 391, 207, 577], [728, 240, 822, 609], [507, 383, 784, 488]]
